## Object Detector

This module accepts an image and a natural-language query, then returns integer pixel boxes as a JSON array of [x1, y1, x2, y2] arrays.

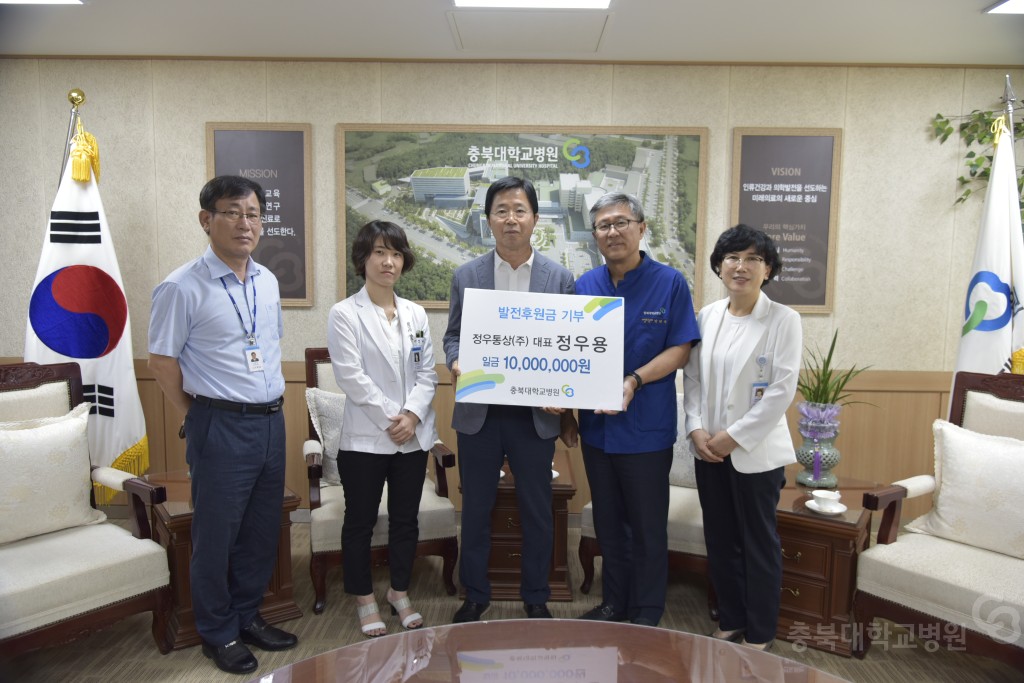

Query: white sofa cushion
[[310, 478, 456, 554], [0, 403, 104, 545], [905, 420, 1024, 559], [669, 393, 698, 488], [962, 389, 1024, 441], [581, 485, 707, 557], [857, 532, 1023, 648], [305, 387, 345, 485], [0, 381, 71, 422], [0, 523, 169, 638]]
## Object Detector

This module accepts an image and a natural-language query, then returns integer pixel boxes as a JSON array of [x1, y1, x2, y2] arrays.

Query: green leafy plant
[[931, 110, 1024, 222], [797, 330, 870, 406]]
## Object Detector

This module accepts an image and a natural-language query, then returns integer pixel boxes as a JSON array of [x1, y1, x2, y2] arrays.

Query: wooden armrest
[[90, 467, 165, 540], [430, 441, 455, 499], [863, 484, 908, 545], [303, 439, 323, 509]]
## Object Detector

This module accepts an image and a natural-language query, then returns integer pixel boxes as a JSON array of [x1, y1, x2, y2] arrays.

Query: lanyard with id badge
[[221, 275, 264, 372], [751, 354, 769, 407], [409, 324, 425, 365]]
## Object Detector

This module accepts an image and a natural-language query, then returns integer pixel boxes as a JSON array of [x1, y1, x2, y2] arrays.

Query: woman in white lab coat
[[327, 221, 438, 637], [683, 224, 802, 650]]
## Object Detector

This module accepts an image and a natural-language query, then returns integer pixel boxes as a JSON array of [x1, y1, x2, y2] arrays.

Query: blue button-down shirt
[[149, 246, 285, 403]]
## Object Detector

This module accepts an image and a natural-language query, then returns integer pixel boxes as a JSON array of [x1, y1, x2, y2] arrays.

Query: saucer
[[806, 499, 847, 516]]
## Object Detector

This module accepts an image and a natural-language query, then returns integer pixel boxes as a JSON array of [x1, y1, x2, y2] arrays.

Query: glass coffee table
[[250, 619, 848, 682]]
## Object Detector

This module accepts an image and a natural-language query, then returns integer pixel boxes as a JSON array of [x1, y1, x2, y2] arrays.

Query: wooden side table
[[148, 471, 303, 650], [462, 449, 577, 602], [775, 476, 876, 656]]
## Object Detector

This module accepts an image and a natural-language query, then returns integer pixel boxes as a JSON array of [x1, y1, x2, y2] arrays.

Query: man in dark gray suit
[[444, 176, 575, 622]]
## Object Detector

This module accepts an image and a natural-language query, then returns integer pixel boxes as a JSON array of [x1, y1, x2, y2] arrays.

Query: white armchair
[[302, 348, 458, 614], [854, 371, 1024, 670], [0, 362, 171, 656]]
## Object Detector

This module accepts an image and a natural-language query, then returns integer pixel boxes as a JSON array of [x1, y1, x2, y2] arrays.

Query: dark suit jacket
[[443, 250, 575, 438]]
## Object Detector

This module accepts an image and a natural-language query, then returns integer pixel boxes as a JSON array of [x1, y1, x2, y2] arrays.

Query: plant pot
[[795, 402, 841, 488]]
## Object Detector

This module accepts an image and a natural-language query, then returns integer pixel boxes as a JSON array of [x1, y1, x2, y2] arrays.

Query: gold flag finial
[[67, 88, 86, 109], [69, 116, 100, 183]]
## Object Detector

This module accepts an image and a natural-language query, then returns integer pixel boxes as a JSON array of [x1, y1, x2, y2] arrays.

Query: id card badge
[[245, 345, 264, 372], [751, 381, 768, 407], [411, 344, 423, 365]]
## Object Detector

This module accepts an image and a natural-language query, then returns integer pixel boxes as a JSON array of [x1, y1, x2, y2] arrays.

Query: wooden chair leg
[[578, 535, 599, 594], [310, 554, 328, 615], [151, 585, 172, 654], [441, 539, 458, 596]]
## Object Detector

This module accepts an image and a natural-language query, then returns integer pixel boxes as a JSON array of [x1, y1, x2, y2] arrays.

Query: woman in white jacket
[[327, 221, 438, 637], [683, 225, 802, 651]]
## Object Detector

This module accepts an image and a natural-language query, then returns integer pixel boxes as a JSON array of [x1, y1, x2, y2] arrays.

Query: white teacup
[[811, 489, 842, 512]]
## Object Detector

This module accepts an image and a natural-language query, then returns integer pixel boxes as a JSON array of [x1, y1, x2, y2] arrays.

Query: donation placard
[[457, 289, 624, 411], [457, 646, 618, 683]]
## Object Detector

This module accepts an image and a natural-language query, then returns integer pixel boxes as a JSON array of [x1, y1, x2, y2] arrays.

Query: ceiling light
[[453, 0, 610, 8], [985, 0, 1024, 13], [0, 1, 83, 4]]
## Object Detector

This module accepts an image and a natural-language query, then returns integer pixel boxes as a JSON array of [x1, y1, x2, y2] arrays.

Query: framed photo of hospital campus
[[730, 128, 843, 313], [335, 125, 709, 309], [207, 122, 314, 307]]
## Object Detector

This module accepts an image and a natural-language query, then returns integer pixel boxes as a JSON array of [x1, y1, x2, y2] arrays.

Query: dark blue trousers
[[694, 458, 785, 644], [457, 405, 555, 605], [185, 401, 285, 647], [582, 444, 672, 624], [336, 448, 428, 595]]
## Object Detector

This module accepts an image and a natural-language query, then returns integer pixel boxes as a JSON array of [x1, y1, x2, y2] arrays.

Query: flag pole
[[1003, 75, 1016, 144], [59, 88, 85, 188]]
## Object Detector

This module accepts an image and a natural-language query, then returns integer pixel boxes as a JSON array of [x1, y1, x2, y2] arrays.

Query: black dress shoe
[[709, 628, 745, 643], [631, 616, 657, 626], [524, 603, 552, 618], [453, 599, 490, 623], [578, 603, 626, 621], [202, 639, 258, 675], [240, 615, 298, 651]]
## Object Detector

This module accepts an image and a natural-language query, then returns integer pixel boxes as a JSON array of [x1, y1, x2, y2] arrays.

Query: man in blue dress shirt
[[567, 192, 700, 626], [148, 176, 297, 674]]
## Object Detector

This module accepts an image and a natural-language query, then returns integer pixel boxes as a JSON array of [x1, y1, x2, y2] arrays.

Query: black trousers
[[582, 443, 672, 624], [457, 405, 555, 605], [695, 457, 786, 644], [337, 448, 428, 595], [185, 401, 285, 647]]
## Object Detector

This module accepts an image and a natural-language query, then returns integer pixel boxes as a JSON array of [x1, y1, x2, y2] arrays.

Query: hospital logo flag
[[955, 114, 1024, 376]]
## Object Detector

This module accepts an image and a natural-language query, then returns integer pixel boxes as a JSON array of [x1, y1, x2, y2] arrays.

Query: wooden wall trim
[[1, 357, 951, 520]]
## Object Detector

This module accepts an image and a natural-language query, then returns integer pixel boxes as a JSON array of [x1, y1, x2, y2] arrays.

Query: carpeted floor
[[3, 524, 1021, 683]]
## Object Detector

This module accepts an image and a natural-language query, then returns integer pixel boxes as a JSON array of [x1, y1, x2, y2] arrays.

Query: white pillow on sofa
[[0, 402, 105, 544], [905, 419, 1024, 559], [305, 387, 345, 486], [669, 394, 697, 488]]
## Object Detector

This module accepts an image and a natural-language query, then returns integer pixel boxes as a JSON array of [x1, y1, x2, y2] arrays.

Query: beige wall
[[1, 59, 1021, 511], [2, 59, 1022, 371]]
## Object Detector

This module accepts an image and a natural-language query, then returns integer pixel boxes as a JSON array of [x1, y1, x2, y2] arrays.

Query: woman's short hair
[[710, 224, 781, 287], [351, 220, 416, 278]]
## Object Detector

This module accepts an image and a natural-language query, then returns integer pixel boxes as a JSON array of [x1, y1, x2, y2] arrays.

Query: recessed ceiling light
[[985, 0, 1024, 13], [453, 0, 610, 8], [0, 1, 83, 4]]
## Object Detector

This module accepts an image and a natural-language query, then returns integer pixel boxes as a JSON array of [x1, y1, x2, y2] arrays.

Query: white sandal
[[387, 591, 423, 630], [357, 600, 386, 638]]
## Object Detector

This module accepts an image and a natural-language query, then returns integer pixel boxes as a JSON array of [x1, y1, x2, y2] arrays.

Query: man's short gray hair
[[588, 193, 645, 228]]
